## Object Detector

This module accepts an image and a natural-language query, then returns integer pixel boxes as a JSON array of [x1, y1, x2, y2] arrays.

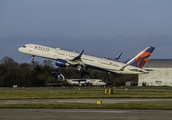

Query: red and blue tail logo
[[127, 46, 155, 68]]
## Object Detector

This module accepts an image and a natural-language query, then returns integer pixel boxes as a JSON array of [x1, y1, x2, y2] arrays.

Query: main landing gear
[[31, 55, 35, 64], [77, 65, 90, 76]]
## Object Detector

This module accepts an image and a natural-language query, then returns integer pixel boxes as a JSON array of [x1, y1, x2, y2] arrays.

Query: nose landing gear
[[31, 55, 35, 64]]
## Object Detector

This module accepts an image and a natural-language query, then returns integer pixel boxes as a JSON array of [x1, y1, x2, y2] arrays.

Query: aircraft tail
[[52, 71, 66, 80], [126, 46, 155, 68]]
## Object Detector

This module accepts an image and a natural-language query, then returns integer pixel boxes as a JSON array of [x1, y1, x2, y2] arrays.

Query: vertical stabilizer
[[52, 71, 66, 80], [126, 46, 155, 68]]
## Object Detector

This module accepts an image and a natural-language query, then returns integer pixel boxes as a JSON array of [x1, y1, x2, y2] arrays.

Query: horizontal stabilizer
[[144, 69, 154, 71], [129, 69, 149, 74]]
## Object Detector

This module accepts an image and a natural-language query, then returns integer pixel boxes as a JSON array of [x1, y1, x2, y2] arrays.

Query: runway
[[1, 109, 172, 120], [1, 98, 172, 120], [1, 98, 172, 105]]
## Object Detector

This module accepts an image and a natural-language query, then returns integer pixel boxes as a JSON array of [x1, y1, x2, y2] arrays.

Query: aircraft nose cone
[[18, 47, 22, 52]]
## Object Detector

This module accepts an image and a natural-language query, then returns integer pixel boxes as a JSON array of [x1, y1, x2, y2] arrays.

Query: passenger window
[[23, 46, 26, 48]]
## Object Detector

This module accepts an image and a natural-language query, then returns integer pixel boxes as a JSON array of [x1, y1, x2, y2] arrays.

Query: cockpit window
[[23, 46, 26, 48]]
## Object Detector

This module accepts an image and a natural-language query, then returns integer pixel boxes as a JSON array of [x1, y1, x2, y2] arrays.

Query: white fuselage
[[67, 79, 106, 86], [18, 44, 148, 74]]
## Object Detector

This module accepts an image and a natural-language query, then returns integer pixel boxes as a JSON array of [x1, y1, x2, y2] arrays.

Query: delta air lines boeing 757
[[18, 44, 155, 74]]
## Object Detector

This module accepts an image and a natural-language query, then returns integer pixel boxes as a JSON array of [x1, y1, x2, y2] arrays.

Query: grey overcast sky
[[0, 0, 172, 63]]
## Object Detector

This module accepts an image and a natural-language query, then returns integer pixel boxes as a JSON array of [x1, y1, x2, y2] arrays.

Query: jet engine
[[55, 59, 70, 67]]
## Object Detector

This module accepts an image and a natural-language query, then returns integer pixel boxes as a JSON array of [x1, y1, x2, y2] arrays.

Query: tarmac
[[1, 98, 172, 119], [1, 109, 172, 120], [1, 98, 172, 104]]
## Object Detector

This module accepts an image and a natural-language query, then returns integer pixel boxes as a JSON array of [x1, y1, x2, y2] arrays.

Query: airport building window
[[155, 81, 162, 85]]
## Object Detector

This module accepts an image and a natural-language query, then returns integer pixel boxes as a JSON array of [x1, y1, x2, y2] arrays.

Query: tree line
[[0, 56, 137, 87]]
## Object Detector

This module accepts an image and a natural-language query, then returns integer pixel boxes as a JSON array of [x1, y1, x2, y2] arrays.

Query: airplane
[[52, 71, 106, 86], [18, 44, 155, 74]]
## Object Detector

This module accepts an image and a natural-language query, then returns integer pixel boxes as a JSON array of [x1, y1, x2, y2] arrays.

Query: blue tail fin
[[52, 71, 65, 80]]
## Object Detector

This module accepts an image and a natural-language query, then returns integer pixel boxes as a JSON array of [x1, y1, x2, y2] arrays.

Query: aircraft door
[[29, 46, 34, 52], [54, 51, 58, 57]]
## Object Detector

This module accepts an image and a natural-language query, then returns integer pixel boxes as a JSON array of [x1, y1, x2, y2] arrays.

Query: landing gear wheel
[[77, 65, 81, 71], [31, 55, 35, 64]]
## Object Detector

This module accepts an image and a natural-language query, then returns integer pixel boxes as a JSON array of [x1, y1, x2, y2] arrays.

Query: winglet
[[127, 46, 155, 68], [78, 50, 84, 58], [115, 52, 122, 60], [73, 50, 84, 60]]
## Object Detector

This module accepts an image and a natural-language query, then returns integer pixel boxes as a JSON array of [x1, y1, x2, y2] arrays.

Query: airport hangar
[[138, 59, 172, 86]]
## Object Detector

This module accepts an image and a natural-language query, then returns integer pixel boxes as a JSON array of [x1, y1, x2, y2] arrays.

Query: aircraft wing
[[66, 50, 86, 67], [115, 52, 122, 60]]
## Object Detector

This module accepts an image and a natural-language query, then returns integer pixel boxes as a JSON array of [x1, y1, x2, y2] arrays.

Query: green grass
[[1, 88, 172, 99], [1, 103, 172, 110]]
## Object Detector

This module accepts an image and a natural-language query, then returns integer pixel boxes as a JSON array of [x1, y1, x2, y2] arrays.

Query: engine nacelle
[[55, 59, 70, 67]]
